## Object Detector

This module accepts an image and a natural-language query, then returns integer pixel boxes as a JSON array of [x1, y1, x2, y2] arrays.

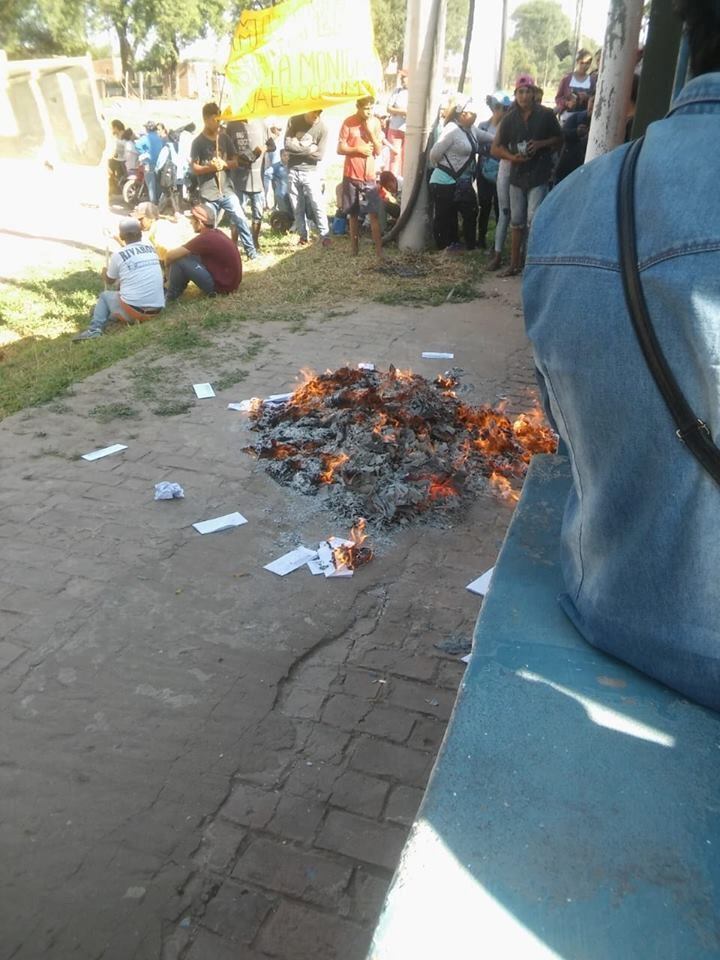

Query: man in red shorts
[[164, 203, 242, 301], [337, 96, 384, 265]]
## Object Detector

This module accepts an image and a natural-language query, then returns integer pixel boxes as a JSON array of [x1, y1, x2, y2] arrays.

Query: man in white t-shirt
[[73, 219, 165, 341]]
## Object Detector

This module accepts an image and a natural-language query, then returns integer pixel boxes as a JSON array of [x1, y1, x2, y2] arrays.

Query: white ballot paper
[[265, 393, 293, 404], [460, 653, 472, 664], [466, 566, 495, 596], [358, 362, 375, 371], [422, 351, 455, 360], [264, 546, 318, 576], [193, 383, 215, 399], [192, 512, 247, 535], [82, 443, 128, 462], [227, 401, 252, 412]]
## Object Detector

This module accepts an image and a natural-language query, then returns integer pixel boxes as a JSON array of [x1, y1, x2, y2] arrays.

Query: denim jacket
[[523, 73, 720, 711]]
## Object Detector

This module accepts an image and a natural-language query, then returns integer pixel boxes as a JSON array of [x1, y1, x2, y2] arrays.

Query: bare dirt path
[[0, 280, 532, 960]]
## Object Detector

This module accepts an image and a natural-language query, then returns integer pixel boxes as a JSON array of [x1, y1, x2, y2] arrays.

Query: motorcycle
[[121, 166, 148, 208]]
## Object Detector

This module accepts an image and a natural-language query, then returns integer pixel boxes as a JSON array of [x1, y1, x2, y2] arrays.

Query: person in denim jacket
[[523, 0, 720, 712]]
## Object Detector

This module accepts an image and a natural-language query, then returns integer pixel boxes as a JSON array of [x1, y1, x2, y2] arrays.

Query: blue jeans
[[494, 160, 511, 254], [239, 191, 264, 222], [288, 167, 329, 239], [166, 256, 216, 302], [209, 194, 256, 258], [509, 183, 548, 229], [90, 291, 126, 333]]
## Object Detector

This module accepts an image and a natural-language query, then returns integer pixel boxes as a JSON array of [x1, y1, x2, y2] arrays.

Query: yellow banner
[[221, 0, 383, 120]]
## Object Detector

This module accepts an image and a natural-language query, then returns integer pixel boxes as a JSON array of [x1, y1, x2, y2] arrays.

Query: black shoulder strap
[[618, 136, 720, 485]]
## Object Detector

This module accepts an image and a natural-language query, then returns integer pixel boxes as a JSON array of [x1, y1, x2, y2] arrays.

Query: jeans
[[288, 167, 328, 239], [145, 167, 159, 205], [494, 160, 511, 254], [209, 194, 256, 258], [166, 256, 216, 302], [89, 291, 127, 333], [239, 191, 264, 222], [476, 173, 499, 247], [510, 182, 548, 229]]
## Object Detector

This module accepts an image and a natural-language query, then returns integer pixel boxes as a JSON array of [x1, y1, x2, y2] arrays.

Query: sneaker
[[72, 329, 101, 341]]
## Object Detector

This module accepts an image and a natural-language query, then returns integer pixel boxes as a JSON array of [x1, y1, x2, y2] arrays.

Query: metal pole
[[398, 0, 446, 251], [585, 0, 644, 162], [498, 0, 508, 87], [458, 0, 476, 94]]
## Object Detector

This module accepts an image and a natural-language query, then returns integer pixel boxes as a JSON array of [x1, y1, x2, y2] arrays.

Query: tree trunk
[[115, 23, 134, 78]]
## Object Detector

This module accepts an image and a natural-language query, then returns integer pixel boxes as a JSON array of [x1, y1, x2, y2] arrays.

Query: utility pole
[[585, 0, 644, 162], [498, 0, 509, 87], [398, 0, 447, 251]]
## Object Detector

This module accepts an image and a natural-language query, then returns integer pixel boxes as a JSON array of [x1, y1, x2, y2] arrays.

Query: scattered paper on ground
[[154, 482, 184, 500], [227, 402, 252, 412], [358, 363, 375, 371], [81, 444, 128, 462], [264, 545, 317, 576], [466, 566, 494, 596], [192, 512, 248, 535], [422, 351, 454, 360], [193, 383, 215, 399], [461, 653, 471, 664]]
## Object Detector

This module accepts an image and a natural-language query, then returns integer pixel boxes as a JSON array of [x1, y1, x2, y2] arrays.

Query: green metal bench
[[369, 454, 720, 960]]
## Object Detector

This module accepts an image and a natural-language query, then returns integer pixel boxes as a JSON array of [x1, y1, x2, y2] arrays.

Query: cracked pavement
[[0, 279, 535, 959]]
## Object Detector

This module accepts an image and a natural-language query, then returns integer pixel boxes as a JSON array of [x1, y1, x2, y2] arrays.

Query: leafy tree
[[509, 0, 573, 91], [138, 0, 225, 91], [371, 0, 406, 72], [446, 0, 470, 55], [0, 0, 88, 58]]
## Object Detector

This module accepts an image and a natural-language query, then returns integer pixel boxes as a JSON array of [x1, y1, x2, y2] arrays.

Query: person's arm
[[366, 119, 383, 157], [528, 112, 563, 155], [554, 75, 570, 112], [312, 122, 328, 162], [337, 123, 371, 158], [490, 121, 526, 164], [165, 244, 191, 265], [428, 123, 459, 166]]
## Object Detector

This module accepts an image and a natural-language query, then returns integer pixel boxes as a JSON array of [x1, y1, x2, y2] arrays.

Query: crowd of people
[[87, 52, 612, 339]]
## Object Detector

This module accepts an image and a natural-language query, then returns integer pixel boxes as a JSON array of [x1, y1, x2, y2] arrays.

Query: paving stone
[[232, 838, 352, 907], [349, 737, 431, 788], [257, 900, 369, 960], [316, 809, 407, 871], [357, 704, 416, 743], [220, 783, 280, 829], [293, 663, 340, 689], [186, 929, 267, 960], [283, 760, 344, 801], [266, 794, 325, 843], [0, 640, 25, 670], [436, 659, 467, 688], [407, 716, 448, 752], [321, 694, 372, 731], [348, 868, 391, 925], [301, 723, 351, 763], [331, 668, 385, 700], [202, 880, 274, 943], [194, 819, 248, 873], [281, 686, 328, 720], [330, 770, 389, 819], [384, 785, 424, 827], [385, 676, 457, 720]]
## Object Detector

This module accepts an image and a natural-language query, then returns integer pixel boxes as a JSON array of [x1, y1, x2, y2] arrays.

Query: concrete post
[[398, 0, 447, 251], [585, 0, 644, 162]]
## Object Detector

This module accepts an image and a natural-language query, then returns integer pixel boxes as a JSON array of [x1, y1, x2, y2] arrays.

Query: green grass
[[0, 230, 488, 422], [89, 402, 141, 423]]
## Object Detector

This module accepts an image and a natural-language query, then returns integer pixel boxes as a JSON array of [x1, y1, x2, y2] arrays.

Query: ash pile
[[243, 366, 557, 525]]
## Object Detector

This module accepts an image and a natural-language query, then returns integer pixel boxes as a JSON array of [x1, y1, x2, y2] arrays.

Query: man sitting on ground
[[164, 203, 242, 302], [133, 202, 193, 265], [73, 219, 164, 341]]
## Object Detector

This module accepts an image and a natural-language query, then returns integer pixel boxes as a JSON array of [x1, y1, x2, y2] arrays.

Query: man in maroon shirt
[[165, 203, 242, 301]]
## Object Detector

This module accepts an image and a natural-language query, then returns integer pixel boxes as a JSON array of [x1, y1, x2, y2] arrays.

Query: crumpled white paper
[[154, 482, 185, 500]]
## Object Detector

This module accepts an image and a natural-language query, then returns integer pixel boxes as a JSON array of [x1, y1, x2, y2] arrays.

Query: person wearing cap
[[164, 203, 242, 302], [337, 96, 384, 264], [476, 92, 512, 255], [428, 98, 487, 253], [73, 219, 164, 341], [285, 110, 330, 246], [190, 102, 258, 261], [135, 122, 163, 205], [491, 75, 562, 275], [133, 202, 193, 264], [387, 68, 409, 176]]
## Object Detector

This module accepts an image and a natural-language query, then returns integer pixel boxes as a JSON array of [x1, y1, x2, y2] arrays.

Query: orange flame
[[489, 471, 520, 502], [332, 518, 372, 570], [428, 477, 458, 500], [319, 452, 349, 484]]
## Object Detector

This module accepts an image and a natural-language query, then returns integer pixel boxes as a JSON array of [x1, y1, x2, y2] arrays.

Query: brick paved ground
[[0, 276, 536, 959]]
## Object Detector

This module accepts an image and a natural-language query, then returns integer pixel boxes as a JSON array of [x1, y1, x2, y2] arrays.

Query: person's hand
[[511, 153, 528, 164], [356, 141, 373, 156], [212, 156, 225, 171], [526, 140, 539, 156]]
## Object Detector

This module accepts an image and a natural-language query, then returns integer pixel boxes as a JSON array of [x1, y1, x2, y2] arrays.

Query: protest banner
[[221, 0, 383, 120]]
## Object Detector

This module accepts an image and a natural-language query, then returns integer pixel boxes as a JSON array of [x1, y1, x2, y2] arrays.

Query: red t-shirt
[[185, 229, 242, 293], [339, 115, 381, 182]]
